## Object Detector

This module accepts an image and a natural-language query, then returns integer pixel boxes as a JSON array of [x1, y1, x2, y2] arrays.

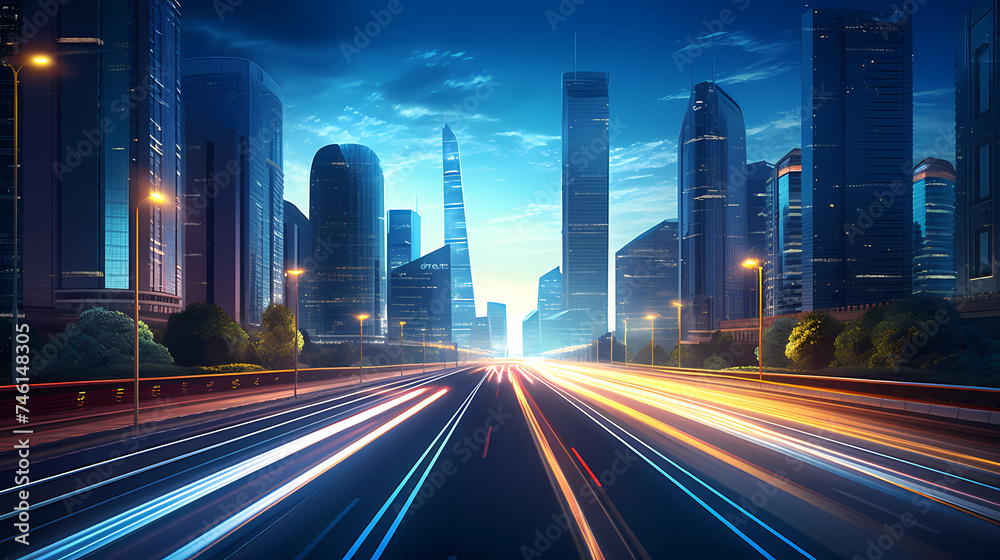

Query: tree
[[631, 342, 670, 366], [163, 303, 255, 366], [38, 307, 173, 371], [762, 317, 798, 368], [785, 312, 844, 371], [254, 304, 304, 370]]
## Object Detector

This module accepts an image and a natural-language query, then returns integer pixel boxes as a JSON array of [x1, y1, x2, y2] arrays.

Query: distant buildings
[[746, 161, 773, 319], [562, 71, 610, 337], [388, 209, 421, 271], [678, 81, 747, 341], [537, 266, 564, 353], [615, 220, 679, 351], [955, 0, 998, 297], [388, 245, 452, 344], [912, 159, 957, 298], [472, 316, 491, 352], [767, 149, 804, 317], [181, 57, 285, 328], [303, 144, 386, 342], [443, 124, 477, 348], [801, 7, 913, 311], [522, 310, 540, 356], [487, 302, 508, 357], [283, 201, 311, 304]]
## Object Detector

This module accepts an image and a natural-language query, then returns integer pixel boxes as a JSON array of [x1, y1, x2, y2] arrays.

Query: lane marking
[[293, 498, 360, 560], [571, 447, 602, 488]]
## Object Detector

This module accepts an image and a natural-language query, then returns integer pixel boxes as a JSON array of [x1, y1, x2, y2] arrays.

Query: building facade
[[442, 124, 476, 348], [746, 161, 773, 319], [283, 200, 310, 305], [615, 220, 679, 352], [487, 301, 507, 357], [388, 209, 421, 272], [562, 71, 610, 337], [801, 7, 913, 311], [768, 149, 804, 316], [388, 245, 451, 344], [912, 158, 957, 297], [537, 266, 563, 353], [522, 310, 540, 357], [303, 144, 386, 342], [181, 57, 285, 329], [956, 0, 998, 297]]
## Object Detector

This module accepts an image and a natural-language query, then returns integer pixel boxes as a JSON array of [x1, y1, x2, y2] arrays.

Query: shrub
[[786, 312, 844, 371]]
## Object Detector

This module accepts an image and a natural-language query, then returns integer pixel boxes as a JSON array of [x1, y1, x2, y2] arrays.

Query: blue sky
[[186, 0, 969, 354]]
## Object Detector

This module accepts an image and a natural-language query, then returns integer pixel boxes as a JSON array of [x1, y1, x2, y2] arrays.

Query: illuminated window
[[976, 43, 991, 115], [974, 227, 992, 278]]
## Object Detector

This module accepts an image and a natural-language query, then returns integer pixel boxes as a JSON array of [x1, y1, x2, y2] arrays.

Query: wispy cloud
[[495, 130, 560, 148], [611, 139, 677, 176], [717, 60, 796, 85], [673, 30, 796, 57]]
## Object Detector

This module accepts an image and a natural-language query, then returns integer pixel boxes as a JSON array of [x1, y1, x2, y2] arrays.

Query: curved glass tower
[[678, 81, 747, 341], [912, 158, 956, 297], [443, 124, 476, 347], [304, 144, 387, 342]]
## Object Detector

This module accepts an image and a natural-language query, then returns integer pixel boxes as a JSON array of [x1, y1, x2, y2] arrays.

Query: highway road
[[2, 361, 999, 559]]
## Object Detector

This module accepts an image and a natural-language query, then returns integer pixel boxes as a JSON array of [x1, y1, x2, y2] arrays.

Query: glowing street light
[[742, 258, 764, 381], [286, 269, 305, 398], [646, 314, 658, 366], [398, 321, 407, 377], [133, 191, 164, 429], [672, 301, 683, 368], [356, 314, 369, 383]]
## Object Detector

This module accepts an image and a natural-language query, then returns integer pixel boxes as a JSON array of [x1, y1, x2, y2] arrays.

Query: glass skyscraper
[[768, 149, 804, 317], [442, 124, 476, 348], [537, 266, 563, 353], [304, 144, 386, 342], [746, 161, 773, 319], [955, 0, 998, 296], [522, 310, 540, 357], [388, 209, 421, 271], [0, 1, 17, 322], [912, 158, 957, 297], [487, 302, 508, 357], [678, 81, 747, 341], [615, 220, 679, 351], [801, 7, 913, 311], [21, 0, 183, 331], [388, 245, 451, 344], [283, 201, 310, 305], [562, 71, 610, 337], [182, 57, 285, 329]]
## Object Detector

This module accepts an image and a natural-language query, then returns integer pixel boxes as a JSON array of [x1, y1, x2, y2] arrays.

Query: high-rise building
[[182, 57, 285, 329], [487, 302, 507, 357], [615, 220, 679, 351], [21, 0, 183, 332], [562, 71, 610, 336], [746, 161, 773, 319], [678, 81, 747, 342], [801, 7, 913, 311], [955, 0, 998, 296], [283, 201, 310, 304], [522, 310, 540, 357], [303, 144, 386, 342], [912, 158, 957, 297], [0, 1, 19, 324], [388, 245, 451, 344], [537, 266, 563, 352], [442, 124, 476, 348], [471, 316, 491, 353], [768, 149, 804, 316], [388, 209, 421, 271]]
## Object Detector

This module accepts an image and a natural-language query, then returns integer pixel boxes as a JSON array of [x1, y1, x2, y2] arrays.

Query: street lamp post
[[398, 321, 406, 377], [356, 314, 369, 383], [6, 55, 50, 384], [743, 259, 764, 381], [134, 192, 164, 429], [646, 314, 657, 366], [287, 269, 304, 398], [421, 329, 426, 373], [672, 301, 683, 368], [623, 318, 628, 365]]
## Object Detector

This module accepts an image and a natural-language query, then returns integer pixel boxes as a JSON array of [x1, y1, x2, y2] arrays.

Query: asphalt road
[[2, 362, 999, 559]]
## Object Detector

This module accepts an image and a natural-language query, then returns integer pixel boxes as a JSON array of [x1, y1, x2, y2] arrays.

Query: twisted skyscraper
[[443, 124, 476, 348]]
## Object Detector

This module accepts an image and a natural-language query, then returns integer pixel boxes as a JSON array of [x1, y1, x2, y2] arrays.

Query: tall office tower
[[678, 81, 747, 342], [746, 161, 773, 318], [487, 302, 508, 357], [522, 310, 540, 357], [768, 149, 804, 316], [442, 124, 476, 347], [283, 201, 311, 304], [0, 2, 18, 56], [388, 209, 421, 271], [303, 144, 386, 342], [615, 220, 679, 351], [471, 317, 491, 352], [537, 266, 563, 352], [562, 71, 610, 336], [21, 0, 183, 332], [956, 0, 998, 296], [912, 158, 957, 297], [182, 58, 285, 329], [801, 8, 913, 311], [388, 245, 451, 344], [0, 1, 18, 324]]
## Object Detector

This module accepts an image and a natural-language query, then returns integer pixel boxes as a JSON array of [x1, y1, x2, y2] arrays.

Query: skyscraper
[[616, 220, 679, 351], [678, 81, 747, 341], [912, 158, 957, 297], [442, 124, 476, 347], [537, 266, 563, 352], [955, 0, 998, 296], [182, 57, 285, 329], [522, 310, 540, 357], [283, 201, 311, 304], [768, 149, 804, 316], [562, 71, 610, 336], [487, 302, 508, 357], [388, 245, 451, 344], [801, 7, 913, 311], [303, 144, 386, 342], [0, 1, 18, 324], [471, 316, 491, 353], [21, 0, 183, 331], [746, 161, 773, 319], [388, 209, 421, 271]]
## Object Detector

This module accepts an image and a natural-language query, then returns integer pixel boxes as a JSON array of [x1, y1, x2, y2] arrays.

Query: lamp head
[[357, 314, 370, 321], [399, 321, 407, 326], [646, 314, 657, 320], [149, 192, 164, 203], [742, 258, 760, 270], [286, 269, 305, 277], [32, 56, 50, 66], [671, 301, 683, 308]]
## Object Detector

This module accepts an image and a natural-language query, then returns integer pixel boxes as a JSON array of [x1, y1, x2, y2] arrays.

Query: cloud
[[716, 60, 796, 85], [611, 139, 677, 176], [495, 130, 560, 148], [673, 30, 796, 57]]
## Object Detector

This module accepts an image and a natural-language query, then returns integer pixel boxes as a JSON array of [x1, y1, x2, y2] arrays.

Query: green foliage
[[37, 307, 173, 371], [703, 355, 730, 370], [762, 317, 797, 368], [190, 363, 267, 374], [630, 343, 670, 366], [253, 304, 304, 369], [163, 303, 256, 366], [786, 312, 844, 371]]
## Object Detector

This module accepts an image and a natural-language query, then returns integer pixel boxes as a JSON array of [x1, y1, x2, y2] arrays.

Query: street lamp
[[672, 301, 683, 368], [287, 269, 304, 397], [742, 258, 764, 381], [356, 314, 369, 383], [646, 314, 657, 366], [398, 321, 406, 377], [6, 55, 51, 384], [134, 191, 163, 429], [421, 328, 426, 373], [623, 318, 628, 365]]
